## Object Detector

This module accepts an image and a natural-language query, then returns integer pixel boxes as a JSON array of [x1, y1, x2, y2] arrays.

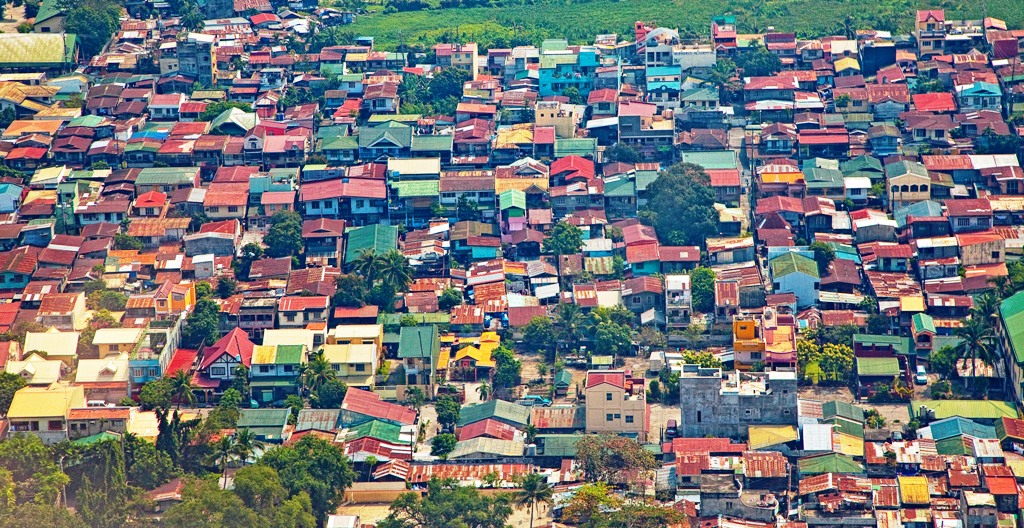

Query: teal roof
[[35, 0, 63, 23], [894, 200, 943, 228], [457, 399, 530, 427], [934, 436, 971, 455], [238, 408, 290, 428], [603, 177, 635, 198], [841, 155, 883, 176], [275, 345, 304, 365], [553, 138, 596, 158], [804, 167, 844, 188], [499, 189, 525, 210], [346, 419, 406, 444], [345, 224, 398, 264], [397, 325, 439, 359], [853, 334, 912, 355], [913, 400, 1020, 421], [554, 369, 572, 387], [912, 313, 936, 335], [821, 401, 865, 422], [770, 252, 819, 279], [1000, 290, 1024, 365], [635, 170, 659, 191], [72, 431, 120, 446], [410, 135, 453, 152], [798, 453, 864, 475], [680, 150, 736, 170], [536, 434, 581, 457], [926, 416, 997, 441]]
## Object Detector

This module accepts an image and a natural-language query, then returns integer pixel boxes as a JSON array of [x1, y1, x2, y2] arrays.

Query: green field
[[349, 0, 1024, 50]]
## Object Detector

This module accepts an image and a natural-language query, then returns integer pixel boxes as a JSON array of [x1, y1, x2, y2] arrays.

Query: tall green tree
[[690, 266, 716, 313], [521, 317, 556, 354], [953, 317, 995, 392], [182, 298, 220, 348], [264, 210, 304, 259], [515, 473, 553, 528], [543, 221, 584, 256], [434, 396, 461, 430], [61, 0, 122, 59], [430, 433, 457, 459], [257, 436, 354, 523], [642, 163, 718, 247], [76, 440, 128, 528], [0, 373, 26, 416], [377, 478, 513, 528], [169, 369, 196, 409], [0, 434, 68, 505]]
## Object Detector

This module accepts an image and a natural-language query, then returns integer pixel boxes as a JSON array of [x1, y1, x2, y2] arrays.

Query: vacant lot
[[349, 0, 1024, 49]]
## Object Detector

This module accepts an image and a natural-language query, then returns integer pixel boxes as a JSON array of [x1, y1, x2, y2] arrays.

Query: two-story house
[[197, 327, 254, 387], [36, 292, 87, 331], [7, 385, 85, 444], [947, 198, 993, 233], [277, 296, 329, 329], [250, 344, 306, 405], [583, 370, 648, 442], [321, 343, 379, 389], [397, 325, 440, 389]]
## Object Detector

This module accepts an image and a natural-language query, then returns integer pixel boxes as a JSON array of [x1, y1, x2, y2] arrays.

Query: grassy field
[[349, 0, 1024, 50]]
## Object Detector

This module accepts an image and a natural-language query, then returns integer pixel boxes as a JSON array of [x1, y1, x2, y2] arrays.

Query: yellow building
[[327, 324, 384, 349], [92, 327, 145, 359], [733, 318, 766, 369], [583, 370, 648, 442], [7, 385, 85, 444], [23, 328, 79, 366], [320, 343, 378, 389]]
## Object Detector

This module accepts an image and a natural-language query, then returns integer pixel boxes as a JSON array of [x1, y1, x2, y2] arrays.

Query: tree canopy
[[542, 221, 584, 256], [641, 163, 718, 247], [264, 210, 304, 259], [256, 435, 354, 522], [377, 477, 513, 528]]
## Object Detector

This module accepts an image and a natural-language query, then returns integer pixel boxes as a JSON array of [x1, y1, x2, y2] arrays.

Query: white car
[[915, 366, 928, 385]]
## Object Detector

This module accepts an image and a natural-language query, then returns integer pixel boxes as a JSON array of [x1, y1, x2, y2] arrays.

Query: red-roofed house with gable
[[340, 387, 417, 427], [583, 370, 649, 441], [198, 327, 255, 384], [550, 155, 595, 185], [947, 198, 993, 233]]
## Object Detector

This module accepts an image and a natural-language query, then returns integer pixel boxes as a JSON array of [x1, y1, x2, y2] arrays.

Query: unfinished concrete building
[[677, 365, 798, 438]]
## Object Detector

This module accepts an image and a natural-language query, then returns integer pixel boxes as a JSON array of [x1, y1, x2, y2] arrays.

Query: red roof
[[987, 476, 1018, 495], [278, 296, 329, 312], [507, 305, 547, 328], [659, 246, 701, 262], [457, 418, 518, 441], [200, 328, 254, 370], [706, 168, 741, 187], [585, 371, 625, 389], [135, 191, 167, 208], [166, 348, 199, 376], [946, 198, 992, 217], [341, 388, 416, 425], [300, 178, 386, 201], [550, 155, 595, 181], [913, 92, 957, 112], [333, 305, 380, 319], [625, 242, 660, 263]]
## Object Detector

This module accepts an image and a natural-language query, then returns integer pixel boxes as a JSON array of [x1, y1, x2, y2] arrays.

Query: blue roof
[[926, 416, 997, 441], [131, 130, 170, 141], [894, 200, 944, 228], [646, 66, 682, 77]]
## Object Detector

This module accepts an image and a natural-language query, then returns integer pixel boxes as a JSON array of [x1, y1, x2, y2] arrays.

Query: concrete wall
[[678, 367, 798, 439]]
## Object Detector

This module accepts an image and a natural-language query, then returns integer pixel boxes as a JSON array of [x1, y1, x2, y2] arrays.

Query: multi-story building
[[915, 10, 946, 57], [178, 33, 217, 88], [664, 274, 691, 330], [677, 365, 798, 438], [584, 370, 649, 442]]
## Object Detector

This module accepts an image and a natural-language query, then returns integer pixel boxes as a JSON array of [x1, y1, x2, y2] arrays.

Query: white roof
[[262, 329, 314, 350], [5, 353, 62, 385], [75, 353, 130, 384], [844, 176, 872, 189], [803, 423, 835, 451], [92, 327, 144, 346]]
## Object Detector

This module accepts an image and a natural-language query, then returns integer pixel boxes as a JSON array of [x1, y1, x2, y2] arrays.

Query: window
[[993, 251, 1001, 259], [48, 420, 64, 431], [285, 314, 296, 322], [355, 199, 365, 208], [606, 413, 613, 422], [355, 364, 366, 372], [606, 392, 612, 401], [259, 365, 271, 373], [228, 206, 239, 213], [132, 368, 143, 378], [957, 218, 970, 227], [625, 415, 634, 424], [283, 365, 294, 373], [614, 414, 621, 419], [210, 367, 226, 377]]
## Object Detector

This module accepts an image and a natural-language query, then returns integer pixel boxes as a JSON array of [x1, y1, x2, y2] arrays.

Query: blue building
[[538, 40, 617, 97]]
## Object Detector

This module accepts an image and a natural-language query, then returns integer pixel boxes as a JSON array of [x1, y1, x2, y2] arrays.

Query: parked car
[[915, 366, 928, 385], [516, 395, 552, 407], [666, 419, 678, 439]]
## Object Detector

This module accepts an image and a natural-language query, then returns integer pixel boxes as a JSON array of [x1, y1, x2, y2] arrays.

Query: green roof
[[603, 177, 635, 198], [913, 400, 1019, 421], [821, 400, 865, 422], [797, 453, 864, 475], [0, 33, 76, 67], [68, 115, 107, 128], [824, 416, 864, 438], [680, 150, 736, 170], [934, 436, 971, 455], [928, 416, 996, 441], [358, 124, 412, 149], [911, 313, 936, 335], [321, 135, 358, 151], [536, 434, 581, 457], [211, 108, 258, 134], [840, 155, 883, 176], [554, 369, 573, 387], [770, 252, 819, 279], [35, 0, 63, 23], [393, 180, 439, 198], [856, 356, 900, 377], [346, 419, 405, 444], [136, 167, 199, 186], [397, 325, 439, 359], [410, 134, 453, 152], [804, 167, 844, 188], [378, 313, 450, 325], [369, 114, 421, 123], [457, 399, 530, 427], [238, 409, 290, 428], [275, 345, 304, 365], [499, 189, 525, 210], [1000, 290, 1024, 365], [72, 431, 120, 446], [853, 334, 912, 356], [345, 224, 398, 263], [553, 138, 596, 158]]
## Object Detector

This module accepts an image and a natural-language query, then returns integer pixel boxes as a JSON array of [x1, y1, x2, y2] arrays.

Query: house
[[999, 291, 1024, 404], [302, 219, 346, 267], [68, 407, 131, 440], [237, 409, 292, 443], [339, 387, 416, 427], [74, 353, 130, 404], [886, 160, 931, 209], [768, 250, 820, 308], [397, 325, 440, 389], [198, 327, 254, 386], [677, 366, 798, 438], [956, 82, 1002, 112], [584, 370, 649, 442], [5, 353, 63, 386], [277, 296, 329, 329], [250, 345, 305, 405], [36, 292, 87, 331], [24, 329, 79, 366], [7, 385, 85, 444], [947, 198, 993, 233], [91, 327, 144, 359], [321, 343, 378, 389]]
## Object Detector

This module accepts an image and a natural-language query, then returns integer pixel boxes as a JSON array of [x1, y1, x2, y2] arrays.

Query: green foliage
[[183, 298, 220, 348], [492, 346, 521, 389], [867, 313, 890, 334], [162, 478, 262, 528], [434, 396, 461, 429], [808, 241, 836, 275], [62, 0, 122, 59], [642, 163, 718, 247], [397, 68, 471, 116], [264, 210, 304, 259], [574, 434, 658, 484], [215, 277, 237, 298], [437, 287, 463, 311], [798, 339, 854, 384], [138, 377, 173, 411], [199, 101, 253, 122], [680, 349, 722, 368], [122, 433, 178, 489], [332, 274, 370, 308], [976, 127, 1022, 155], [113, 233, 144, 250], [806, 324, 860, 347], [734, 43, 782, 76], [543, 221, 584, 256], [284, 395, 304, 425], [76, 440, 128, 528], [0, 434, 68, 505], [315, 379, 348, 409], [930, 345, 958, 379], [521, 316, 556, 353], [593, 320, 633, 357], [0, 373, 26, 416], [24, 0, 39, 18], [562, 86, 585, 105], [690, 266, 715, 313], [377, 477, 513, 528], [430, 433, 457, 458], [86, 290, 127, 311], [257, 435, 355, 523], [603, 143, 642, 164]]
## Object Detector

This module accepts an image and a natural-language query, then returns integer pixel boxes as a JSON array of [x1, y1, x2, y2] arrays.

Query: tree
[[637, 326, 667, 350], [515, 473, 552, 528], [207, 436, 236, 489], [705, 57, 738, 103], [215, 277, 237, 298], [86, 290, 128, 311], [1, 503, 86, 528], [61, 0, 122, 59], [377, 477, 513, 528], [162, 478, 262, 528], [976, 127, 1021, 155], [603, 143, 643, 164], [113, 233, 144, 250], [809, 241, 836, 275], [122, 433, 177, 489], [169, 369, 197, 409], [680, 349, 722, 368], [301, 349, 336, 398], [562, 87, 585, 105], [314, 379, 347, 409], [376, 250, 414, 293], [818, 343, 854, 382], [931, 344, 959, 379], [492, 346, 522, 389], [138, 377, 173, 411], [332, 274, 369, 308], [76, 440, 128, 528], [437, 287, 463, 311], [0, 433, 68, 505], [521, 316, 556, 354], [690, 266, 716, 313], [257, 436, 354, 522], [574, 434, 658, 484], [555, 303, 587, 346], [560, 483, 621, 528], [543, 221, 584, 256], [867, 313, 890, 334], [0, 373, 26, 415], [475, 381, 491, 402], [430, 433, 457, 459], [434, 396, 461, 430], [232, 428, 265, 466], [233, 465, 287, 514], [593, 320, 634, 357], [264, 210, 304, 259], [183, 298, 220, 348], [284, 395, 303, 424], [641, 163, 718, 247], [735, 43, 782, 76], [953, 317, 995, 392], [199, 101, 253, 121]]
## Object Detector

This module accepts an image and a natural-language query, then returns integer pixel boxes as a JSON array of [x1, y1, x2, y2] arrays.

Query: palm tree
[[475, 380, 491, 402], [301, 349, 336, 397], [515, 473, 553, 528], [377, 249, 413, 293], [352, 249, 382, 282], [208, 435, 235, 490], [555, 303, 586, 346], [953, 317, 996, 392], [169, 370, 196, 409], [524, 424, 538, 445], [364, 455, 378, 482], [231, 428, 265, 466]]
